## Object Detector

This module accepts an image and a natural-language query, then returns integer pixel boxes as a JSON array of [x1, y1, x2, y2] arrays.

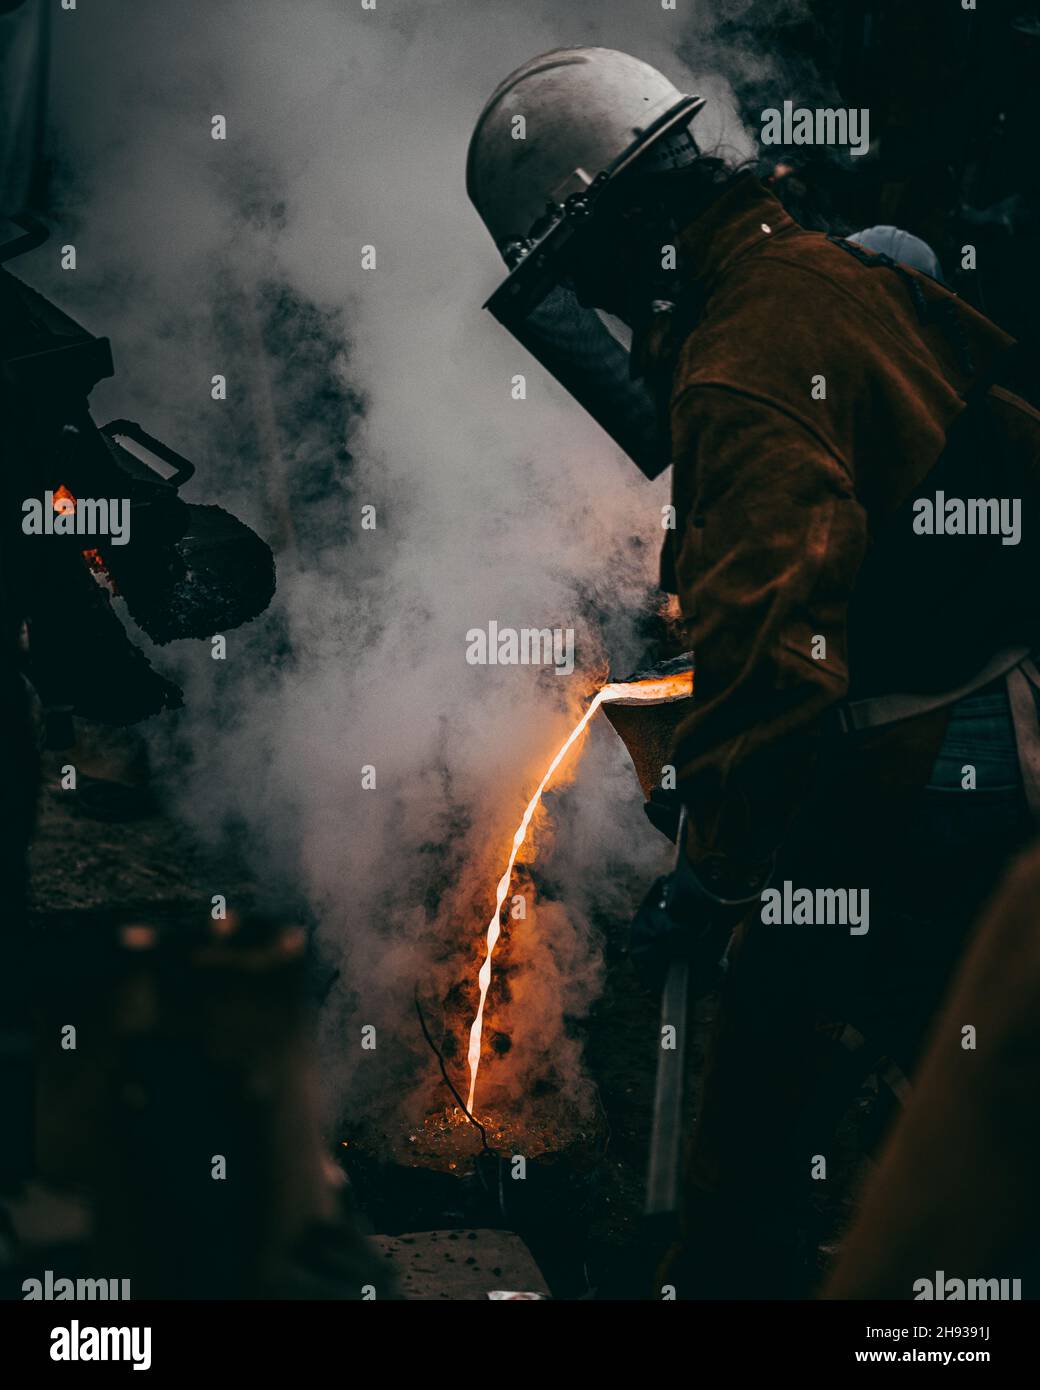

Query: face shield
[[507, 284, 669, 479], [477, 93, 706, 481]]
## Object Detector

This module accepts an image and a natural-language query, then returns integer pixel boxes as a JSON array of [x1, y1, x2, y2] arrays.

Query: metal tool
[[645, 804, 692, 1222]]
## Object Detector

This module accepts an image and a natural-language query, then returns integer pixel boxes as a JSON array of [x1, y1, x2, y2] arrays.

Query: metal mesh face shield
[[481, 96, 705, 480], [513, 286, 670, 479]]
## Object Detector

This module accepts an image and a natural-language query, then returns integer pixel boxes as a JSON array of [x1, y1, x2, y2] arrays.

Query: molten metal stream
[[465, 671, 693, 1114]]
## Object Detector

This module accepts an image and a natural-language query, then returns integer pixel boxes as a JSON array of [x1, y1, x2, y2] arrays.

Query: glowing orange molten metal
[[465, 669, 693, 1114]]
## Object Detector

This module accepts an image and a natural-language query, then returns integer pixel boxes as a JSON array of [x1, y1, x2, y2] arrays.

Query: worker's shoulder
[[670, 251, 861, 406], [671, 229, 934, 407], [715, 230, 904, 340]]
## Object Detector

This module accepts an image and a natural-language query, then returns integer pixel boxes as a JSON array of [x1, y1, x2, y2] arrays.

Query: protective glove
[[643, 785, 684, 842], [629, 845, 774, 992]]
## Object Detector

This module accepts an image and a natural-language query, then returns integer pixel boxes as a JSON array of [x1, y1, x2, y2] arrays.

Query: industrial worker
[[467, 48, 1040, 1296]]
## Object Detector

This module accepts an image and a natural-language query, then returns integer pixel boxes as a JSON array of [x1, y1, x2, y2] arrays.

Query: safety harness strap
[[825, 645, 1031, 735]]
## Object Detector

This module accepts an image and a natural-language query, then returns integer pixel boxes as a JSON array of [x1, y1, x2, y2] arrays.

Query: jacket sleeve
[[668, 383, 869, 865]]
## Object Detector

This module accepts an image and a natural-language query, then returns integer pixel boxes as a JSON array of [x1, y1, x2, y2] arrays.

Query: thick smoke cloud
[[31, 0, 758, 1138]]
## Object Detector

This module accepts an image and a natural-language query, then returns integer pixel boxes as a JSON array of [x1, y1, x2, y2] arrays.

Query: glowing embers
[[51, 483, 117, 591]]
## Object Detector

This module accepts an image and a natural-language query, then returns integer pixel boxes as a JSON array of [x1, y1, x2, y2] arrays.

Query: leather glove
[[629, 845, 774, 992]]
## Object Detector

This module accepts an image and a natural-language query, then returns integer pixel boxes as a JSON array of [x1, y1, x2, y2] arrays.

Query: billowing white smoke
[[33, 0, 753, 1135]]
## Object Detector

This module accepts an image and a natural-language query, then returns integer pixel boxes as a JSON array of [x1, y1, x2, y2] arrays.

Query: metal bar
[[645, 955, 690, 1217], [645, 804, 692, 1219]]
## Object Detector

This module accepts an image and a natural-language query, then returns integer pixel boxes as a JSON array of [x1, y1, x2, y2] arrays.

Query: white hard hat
[[467, 48, 706, 323]]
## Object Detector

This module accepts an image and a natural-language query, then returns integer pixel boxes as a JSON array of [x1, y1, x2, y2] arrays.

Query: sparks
[[465, 668, 693, 1114]]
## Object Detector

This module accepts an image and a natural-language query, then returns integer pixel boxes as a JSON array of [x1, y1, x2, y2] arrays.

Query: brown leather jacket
[[640, 174, 1040, 866]]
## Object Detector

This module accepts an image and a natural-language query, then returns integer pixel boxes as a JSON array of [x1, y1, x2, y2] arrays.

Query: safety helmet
[[467, 48, 706, 326]]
